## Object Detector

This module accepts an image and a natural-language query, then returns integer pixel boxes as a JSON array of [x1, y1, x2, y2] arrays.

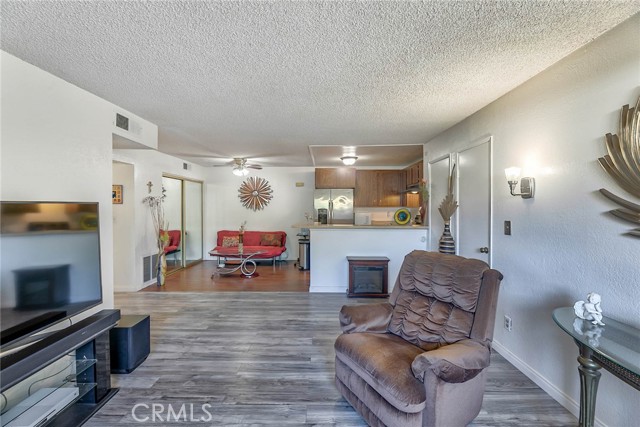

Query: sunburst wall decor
[[238, 176, 273, 211], [598, 95, 640, 238]]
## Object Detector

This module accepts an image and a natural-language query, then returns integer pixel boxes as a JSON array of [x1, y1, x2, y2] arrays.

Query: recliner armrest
[[339, 303, 393, 334], [411, 339, 491, 383]]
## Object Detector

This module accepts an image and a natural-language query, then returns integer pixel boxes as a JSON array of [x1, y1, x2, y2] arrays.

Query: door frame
[[428, 135, 494, 266], [456, 135, 494, 266], [428, 153, 453, 251]]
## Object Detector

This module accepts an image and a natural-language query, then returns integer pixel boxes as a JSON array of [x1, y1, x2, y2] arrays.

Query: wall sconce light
[[340, 156, 358, 166], [505, 167, 535, 199]]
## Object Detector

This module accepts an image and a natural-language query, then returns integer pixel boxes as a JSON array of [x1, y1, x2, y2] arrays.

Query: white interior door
[[457, 138, 492, 264]]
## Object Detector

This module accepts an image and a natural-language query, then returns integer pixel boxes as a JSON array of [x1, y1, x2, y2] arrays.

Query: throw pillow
[[260, 233, 282, 247], [222, 236, 239, 247]]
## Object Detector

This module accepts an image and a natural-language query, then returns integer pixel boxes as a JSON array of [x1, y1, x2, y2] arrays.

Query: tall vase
[[439, 220, 455, 254], [238, 233, 244, 255], [156, 253, 167, 286], [418, 204, 427, 225]]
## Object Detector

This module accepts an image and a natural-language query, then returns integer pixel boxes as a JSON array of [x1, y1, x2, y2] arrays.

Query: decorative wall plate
[[238, 176, 273, 211], [394, 208, 411, 225], [598, 96, 640, 237]]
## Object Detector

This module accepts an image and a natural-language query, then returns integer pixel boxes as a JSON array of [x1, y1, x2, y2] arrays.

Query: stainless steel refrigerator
[[314, 189, 354, 224]]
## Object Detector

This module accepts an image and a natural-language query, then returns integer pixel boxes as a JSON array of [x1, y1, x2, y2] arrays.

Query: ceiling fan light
[[232, 166, 249, 176], [341, 156, 358, 166]]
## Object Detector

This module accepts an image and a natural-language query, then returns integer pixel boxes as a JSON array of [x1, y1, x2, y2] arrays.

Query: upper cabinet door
[[315, 168, 356, 188], [377, 171, 402, 207], [355, 170, 403, 207], [404, 161, 424, 187], [354, 170, 378, 206]]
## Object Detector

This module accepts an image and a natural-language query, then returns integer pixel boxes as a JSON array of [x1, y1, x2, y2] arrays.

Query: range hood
[[403, 184, 420, 193]]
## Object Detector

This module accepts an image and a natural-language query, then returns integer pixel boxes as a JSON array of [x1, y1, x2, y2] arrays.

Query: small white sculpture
[[573, 292, 605, 326]]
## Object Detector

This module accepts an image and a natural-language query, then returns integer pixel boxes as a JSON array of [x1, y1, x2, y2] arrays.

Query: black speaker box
[[109, 315, 150, 374]]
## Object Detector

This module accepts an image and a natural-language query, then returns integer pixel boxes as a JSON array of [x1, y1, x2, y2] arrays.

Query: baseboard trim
[[492, 340, 607, 427]]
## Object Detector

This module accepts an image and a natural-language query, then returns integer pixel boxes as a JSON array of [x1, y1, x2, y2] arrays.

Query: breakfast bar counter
[[293, 224, 428, 293]]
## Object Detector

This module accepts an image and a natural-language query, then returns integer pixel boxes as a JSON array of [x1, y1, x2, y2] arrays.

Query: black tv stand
[[0, 309, 121, 426]]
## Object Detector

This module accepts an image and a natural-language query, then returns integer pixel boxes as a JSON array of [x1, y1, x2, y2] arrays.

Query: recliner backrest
[[387, 251, 491, 351]]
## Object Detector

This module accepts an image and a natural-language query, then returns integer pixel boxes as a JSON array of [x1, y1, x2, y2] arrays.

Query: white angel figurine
[[573, 292, 605, 326]]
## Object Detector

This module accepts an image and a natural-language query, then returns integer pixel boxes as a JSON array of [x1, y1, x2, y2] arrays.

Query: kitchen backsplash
[[354, 207, 418, 222]]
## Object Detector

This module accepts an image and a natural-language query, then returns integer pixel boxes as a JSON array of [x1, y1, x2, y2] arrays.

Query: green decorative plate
[[394, 208, 411, 225]]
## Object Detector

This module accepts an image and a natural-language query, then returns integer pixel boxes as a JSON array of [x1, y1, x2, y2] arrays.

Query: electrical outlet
[[504, 220, 511, 235], [504, 315, 513, 331]]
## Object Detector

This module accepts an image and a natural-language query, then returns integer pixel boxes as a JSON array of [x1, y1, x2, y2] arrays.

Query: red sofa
[[163, 230, 181, 255], [213, 230, 287, 264]]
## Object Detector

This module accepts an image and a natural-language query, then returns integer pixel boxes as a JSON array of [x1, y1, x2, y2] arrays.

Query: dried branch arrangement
[[238, 176, 273, 211], [142, 189, 169, 276], [438, 163, 458, 221], [598, 95, 640, 237]]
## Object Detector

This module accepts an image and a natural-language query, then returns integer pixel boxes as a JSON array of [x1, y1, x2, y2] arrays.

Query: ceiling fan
[[223, 158, 263, 176]]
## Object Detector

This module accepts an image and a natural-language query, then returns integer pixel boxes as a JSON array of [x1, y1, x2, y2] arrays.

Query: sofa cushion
[[334, 332, 426, 414], [217, 230, 286, 248], [222, 236, 239, 247], [260, 233, 282, 247]]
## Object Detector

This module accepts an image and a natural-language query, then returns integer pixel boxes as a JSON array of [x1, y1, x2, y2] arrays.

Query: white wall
[[112, 150, 206, 290], [161, 175, 183, 232], [206, 167, 315, 262], [310, 228, 429, 292], [1, 51, 151, 318], [424, 15, 640, 427]]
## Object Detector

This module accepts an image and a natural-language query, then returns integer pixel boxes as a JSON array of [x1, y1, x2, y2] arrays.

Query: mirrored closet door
[[162, 175, 203, 273]]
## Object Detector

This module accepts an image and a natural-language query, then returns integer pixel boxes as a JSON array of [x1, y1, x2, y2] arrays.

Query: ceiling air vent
[[183, 163, 189, 170], [115, 113, 129, 131]]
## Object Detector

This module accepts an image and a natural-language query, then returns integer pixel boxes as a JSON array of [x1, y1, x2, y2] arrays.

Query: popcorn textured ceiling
[[2, 1, 639, 167]]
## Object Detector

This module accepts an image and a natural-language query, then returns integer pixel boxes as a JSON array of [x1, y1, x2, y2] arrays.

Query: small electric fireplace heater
[[346, 256, 390, 298]]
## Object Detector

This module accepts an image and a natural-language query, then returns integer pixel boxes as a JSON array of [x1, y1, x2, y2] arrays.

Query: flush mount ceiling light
[[341, 156, 358, 166], [505, 167, 535, 199]]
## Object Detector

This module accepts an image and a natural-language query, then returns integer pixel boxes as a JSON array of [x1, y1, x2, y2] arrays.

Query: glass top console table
[[552, 307, 640, 427]]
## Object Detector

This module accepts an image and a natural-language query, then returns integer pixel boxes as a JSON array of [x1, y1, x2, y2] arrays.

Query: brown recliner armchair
[[334, 250, 503, 427]]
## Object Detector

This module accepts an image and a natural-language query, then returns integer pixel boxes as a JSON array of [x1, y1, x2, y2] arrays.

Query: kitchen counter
[[292, 223, 428, 229], [292, 224, 430, 293]]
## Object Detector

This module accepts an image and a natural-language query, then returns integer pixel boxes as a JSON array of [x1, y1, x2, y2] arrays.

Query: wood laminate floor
[[142, 261, 310, 292], [86, 292, 577, 427]]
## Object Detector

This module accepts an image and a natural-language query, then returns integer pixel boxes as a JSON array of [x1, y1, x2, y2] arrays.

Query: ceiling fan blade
[[247, 164, 263, 170]]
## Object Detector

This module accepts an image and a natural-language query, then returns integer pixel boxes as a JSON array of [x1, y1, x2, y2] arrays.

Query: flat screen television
[[0, 202, 103, 348]]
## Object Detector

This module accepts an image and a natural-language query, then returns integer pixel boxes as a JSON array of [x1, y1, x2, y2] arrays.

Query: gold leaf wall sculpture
[[238, 176, 273, 211], [598, 96, 640, 237]]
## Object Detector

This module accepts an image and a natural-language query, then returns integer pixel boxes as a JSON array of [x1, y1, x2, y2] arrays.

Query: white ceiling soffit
[[2, 2, 639, 167], [310, 145, 423, 168]]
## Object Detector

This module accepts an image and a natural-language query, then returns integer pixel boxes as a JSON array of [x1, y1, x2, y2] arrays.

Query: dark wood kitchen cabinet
[[315, 168, 356, 189], [405, 160, 424, 188], [355, 170, 402, 207]]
